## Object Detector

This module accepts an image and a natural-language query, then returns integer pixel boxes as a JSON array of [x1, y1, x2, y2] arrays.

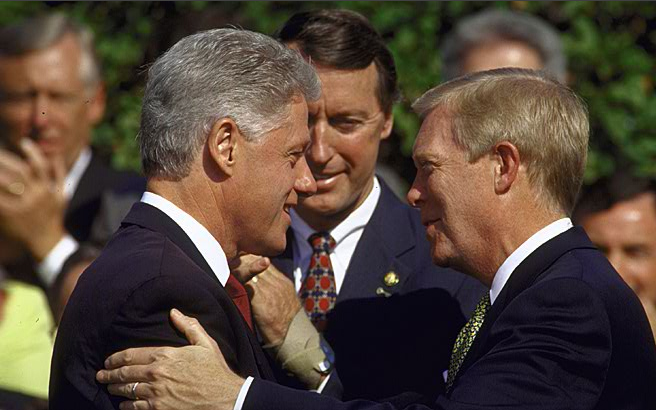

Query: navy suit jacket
[[65, 151, 145, 245], [50, 202, 274, 409], [272, 180, 485, 400], [245, 227, 656, 410]]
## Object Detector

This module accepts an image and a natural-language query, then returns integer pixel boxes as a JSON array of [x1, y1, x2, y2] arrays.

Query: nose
[[295, 156, 317, 198], [407, 175, 424, 208], [31, 93, 50, 130], [307, 121, 334, 167]]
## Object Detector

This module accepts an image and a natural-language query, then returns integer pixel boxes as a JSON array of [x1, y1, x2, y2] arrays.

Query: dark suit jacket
[[49, 202, 274, 409], [245, 227, 656, 410], [65, 151, 145, 245], [272, 180, 485, 400]]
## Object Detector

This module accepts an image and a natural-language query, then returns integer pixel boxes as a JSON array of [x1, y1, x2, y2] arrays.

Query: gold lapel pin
[[383, 271, 400, 287]]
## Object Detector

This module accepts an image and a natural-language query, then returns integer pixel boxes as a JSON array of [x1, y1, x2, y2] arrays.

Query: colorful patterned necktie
[[445, 293, 491, 393], [299, 232, 337, 332], [225, 275, 253, 331]]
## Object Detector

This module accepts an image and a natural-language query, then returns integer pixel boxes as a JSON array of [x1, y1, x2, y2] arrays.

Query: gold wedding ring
[[7, 181, 25, 196]]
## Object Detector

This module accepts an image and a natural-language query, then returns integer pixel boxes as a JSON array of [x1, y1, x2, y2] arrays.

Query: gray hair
[[0, 12, 101, 86], [440, 9, 566, 83], [413, 68, 589, 215], [139, 28, 321, 179]]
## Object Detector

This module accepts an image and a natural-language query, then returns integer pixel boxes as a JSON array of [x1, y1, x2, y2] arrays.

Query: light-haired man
[[49, 28, 320, 409], [98, 69, 656, 410], [0, 13, 144, 289]]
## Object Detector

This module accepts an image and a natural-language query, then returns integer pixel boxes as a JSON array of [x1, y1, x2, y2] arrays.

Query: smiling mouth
[[313, 173, 338, 181]]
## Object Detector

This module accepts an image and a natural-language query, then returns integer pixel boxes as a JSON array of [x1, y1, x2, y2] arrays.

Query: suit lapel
[[273, 180, 416, 300], [338, 181, 415, 302], [122, 203, 275, 380], [122, 202, 219, 285], [456, 227, 596, 382]]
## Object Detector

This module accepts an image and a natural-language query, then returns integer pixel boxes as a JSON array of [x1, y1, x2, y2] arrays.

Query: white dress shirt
[[489, 217, 574, 304], [37, 148, 92, 286], [290, 176, 382, 293], [236, 177, 382, 408], [140, 192, 230, 286]]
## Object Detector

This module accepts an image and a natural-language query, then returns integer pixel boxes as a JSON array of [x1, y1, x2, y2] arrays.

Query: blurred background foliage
[[0, 1, 653, 184]]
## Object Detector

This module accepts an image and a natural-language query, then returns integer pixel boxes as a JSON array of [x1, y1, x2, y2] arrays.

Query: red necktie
[[225, 275, 253, 331], [299, 232, 337, 332]]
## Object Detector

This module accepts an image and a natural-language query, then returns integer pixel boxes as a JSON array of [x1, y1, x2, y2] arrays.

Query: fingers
[[97, 363, 155, 384], [107, 381, 151, 399], [0, 148, 29, 186], [103, 347, 162, 370], [119, 400, 152, 410], [169, 308, 217, 349], [50, 153, 66, 192], [18, 139, 49, 181], [229, 254, 270, 283]]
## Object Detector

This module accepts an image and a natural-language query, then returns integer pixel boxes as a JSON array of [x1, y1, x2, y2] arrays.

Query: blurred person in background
[[0, 13, 144, 292], [440, 9, 567, 83], [48, 244, 100, 325], [574, 171, 656, 340], [0, 236, 52, 410]]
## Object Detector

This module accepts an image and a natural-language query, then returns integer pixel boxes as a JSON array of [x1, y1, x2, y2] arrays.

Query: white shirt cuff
[[314, 373, 331, 393], [233, 376, 254, 410], [36, 234, 79, 286]]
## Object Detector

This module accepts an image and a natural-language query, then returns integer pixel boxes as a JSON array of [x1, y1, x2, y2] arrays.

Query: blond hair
[[413, 68, 589, 214]]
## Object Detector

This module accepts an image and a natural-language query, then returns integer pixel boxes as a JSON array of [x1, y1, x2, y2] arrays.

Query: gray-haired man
[[49, 28, 320, 409]]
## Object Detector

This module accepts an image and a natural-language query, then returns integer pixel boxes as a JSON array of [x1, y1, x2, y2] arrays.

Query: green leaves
[[1, 1, 653, 182]]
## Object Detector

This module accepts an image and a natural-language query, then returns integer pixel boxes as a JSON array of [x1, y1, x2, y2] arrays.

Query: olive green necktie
[[445, 293, 491, 393]]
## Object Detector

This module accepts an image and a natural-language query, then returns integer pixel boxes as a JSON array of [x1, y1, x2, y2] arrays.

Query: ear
[[379, 110, 394, 141], [493, 141, 521, 195], [207, 118, 240, 177], [86, 82, 106, 126]]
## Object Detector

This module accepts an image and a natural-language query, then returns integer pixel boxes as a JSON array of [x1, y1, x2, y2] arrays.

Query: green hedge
[[1, 1, 654, 182]]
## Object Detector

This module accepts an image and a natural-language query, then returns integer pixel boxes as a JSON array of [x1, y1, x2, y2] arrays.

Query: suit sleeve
[[243, 277, 612, 410]]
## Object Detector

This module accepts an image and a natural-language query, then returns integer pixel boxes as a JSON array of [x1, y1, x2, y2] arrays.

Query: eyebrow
[[413, 151, 442, 164]]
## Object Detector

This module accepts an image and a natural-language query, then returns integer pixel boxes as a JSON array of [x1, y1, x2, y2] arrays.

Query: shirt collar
[[290, 176, 381, 244], [64, 147, 92, 200], [140, 192, 230, 286], [490, 217, 573, 305]]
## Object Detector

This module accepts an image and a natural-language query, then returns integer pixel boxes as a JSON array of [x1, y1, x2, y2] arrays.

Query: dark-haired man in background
[[575, 171, 656, 340]]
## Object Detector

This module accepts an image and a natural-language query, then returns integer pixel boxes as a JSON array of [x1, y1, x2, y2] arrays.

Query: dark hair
[[276, 9, 400, 113], [49, 244, 101, 322], [573, 171, 656, 223]]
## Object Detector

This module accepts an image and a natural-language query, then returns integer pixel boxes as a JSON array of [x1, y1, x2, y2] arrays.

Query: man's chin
[[254, 237, 288, 258]]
